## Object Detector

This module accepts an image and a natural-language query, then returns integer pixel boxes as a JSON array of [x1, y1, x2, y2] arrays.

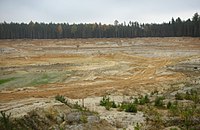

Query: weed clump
[[118, 102, 137, 113], [154, 96, 165, 108], [0, 111, 13, 130], [100, 96, 137, 113], [175, 89, 199, 103], [167, 101, 172, 109], [100, 96, 117, 110], [55, 94, 68, 105], [175, 92, 184, 100], [124, 103, 137, 113], [136, 95, 150, 105], [134, 123, 141, 130]]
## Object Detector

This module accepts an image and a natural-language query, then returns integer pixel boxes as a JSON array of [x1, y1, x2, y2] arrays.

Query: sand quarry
[[0, 38, 200, 129]]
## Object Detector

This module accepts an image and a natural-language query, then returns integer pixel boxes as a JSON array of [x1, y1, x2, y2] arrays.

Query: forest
[[0, 13, 199, 39]]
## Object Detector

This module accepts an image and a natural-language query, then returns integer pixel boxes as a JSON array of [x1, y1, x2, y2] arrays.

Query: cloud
[[0, 0, 199, 24]]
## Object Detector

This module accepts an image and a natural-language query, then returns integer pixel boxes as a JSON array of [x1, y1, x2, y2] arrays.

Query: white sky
[[0, 0, 199, 24]]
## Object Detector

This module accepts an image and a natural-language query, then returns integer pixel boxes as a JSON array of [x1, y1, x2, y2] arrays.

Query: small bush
[[179, 105, 195, 130], [151, 90, 159, 96], [185, 89, 199, 103], [74, 102, 83, 110], [175, 90, 199, 104], [138, 95, 150, 105], [167, 101, 172, 109], [175, 92, 184, 100], [55, 95, 67, 104], [134, 98, 139, 104], [134, 123, 141, 130], [144, 95, 150, 103], [119, 102, 127, 110], [169, 101, 179, 116], [100, 96, 110, 106], [119, 102, 137, 113], [185, 91, 191, 100], [139, 97, 146, 105], [190, 89, 197, 95], [154, 96, 164, 108], [100, 96, 117, 110], [124, 103, 137, 113], [110, 101, 117, 108], [105, 105, 111, 110], [0, 111, 13, 130], [80, 115, 88, 123], [139, 95, 150, 105], [192, 94, 199, 104]]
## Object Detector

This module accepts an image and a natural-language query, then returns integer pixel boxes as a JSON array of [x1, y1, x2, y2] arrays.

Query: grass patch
[[0, 70, 74, 89], [124, 103, 137, 113], [29, 74, 51, 86], [28, 72, 62, 87], [100, 96, 138, 113], [118, 102, 137, 113], [138, 95, 150, 105], [31, 71, 74, 86], [154, 96, 165, 108], [0, 77, 16, 85], [100, 96, 117, 110], [175, 89, 199, 103]]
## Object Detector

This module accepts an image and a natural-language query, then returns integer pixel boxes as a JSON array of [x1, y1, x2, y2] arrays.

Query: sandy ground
[[68, 96, 145, 129], [0, 38, 200, 102], [0, 37, 200, 129], [0, 96, 145, 129]]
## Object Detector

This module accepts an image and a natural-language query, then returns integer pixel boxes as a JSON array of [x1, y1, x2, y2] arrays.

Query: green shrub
[[192, 94, 199, 104], [124, 103, 137, 113], [119, 102, 137, 113], [80, 115, 88, 123], [110, 101, 117, 108], [138, 95, 150, 105], [154, 96, 164, 108], [167, 101, 172, 109], [134, 123, 141, 130], [119, 102, 127, 110], [175, 92, 185, 100], [100, 96, 110, 106], [169, 101, 179, 116], [185, 89, 199, 104], [139, 97, 146, 105], [144, 95, 150, 103], [151, 90, 159, 96], [73, 101, 83, 110], [134, 98, 139, 104], [105, 105, 111, 110], [175, 90, 199, 104], [179, 105, 195, 130], [190, 89, 197, 95], [100, 96, 117, 110], [55, 95, 67, 104], [0, 111, 13, 130], [185, 91, 191, 100]]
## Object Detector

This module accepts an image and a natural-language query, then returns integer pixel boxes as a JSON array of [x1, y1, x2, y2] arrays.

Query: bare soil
[[0, 38, 200, 102]]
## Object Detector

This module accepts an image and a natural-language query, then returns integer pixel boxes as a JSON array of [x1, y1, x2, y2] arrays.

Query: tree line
[[0, 13, 199, 39]]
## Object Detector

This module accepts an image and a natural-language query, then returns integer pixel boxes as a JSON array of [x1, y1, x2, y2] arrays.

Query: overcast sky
[[0, 0, 199, 24]]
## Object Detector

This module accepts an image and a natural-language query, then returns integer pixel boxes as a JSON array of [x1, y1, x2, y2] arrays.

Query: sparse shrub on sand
[[154, 96, 165, 108]]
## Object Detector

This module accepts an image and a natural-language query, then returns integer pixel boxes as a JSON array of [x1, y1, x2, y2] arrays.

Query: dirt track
[[0, 38, 200, 102]]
